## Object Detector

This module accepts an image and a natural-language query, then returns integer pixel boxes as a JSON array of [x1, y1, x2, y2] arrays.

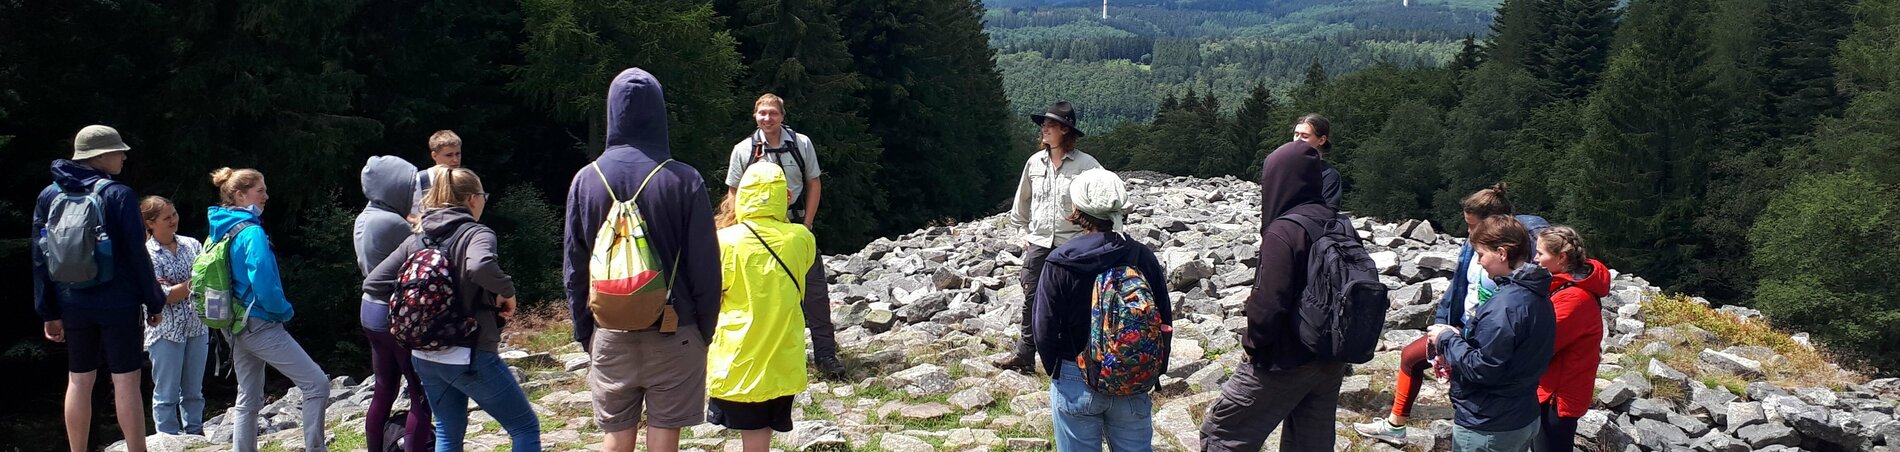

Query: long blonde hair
[[209, 167, 264, 207], [714, 193, 737, 229], [421, 167, 483, 211]]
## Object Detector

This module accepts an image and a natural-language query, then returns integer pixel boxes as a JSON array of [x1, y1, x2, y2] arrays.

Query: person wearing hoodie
[[141, 196, 209, 436], [1199, 141, 1343, 451], [1531, 226, 1607, 452], [565, 67, 722, 452], [724, 93, 844, 379], [353, 156, 433, 452], [207, 167, 331, 452], [365, 167, 539, 452], [1354, 183, 1548, 444], [1032, 168, 1172, 452], [1425, 215, 1556, 451], [1290, 113, 1344, 210], [33, 125, 164, 452], [998, 101, 1103, 372], [707, 162, 816, 451]]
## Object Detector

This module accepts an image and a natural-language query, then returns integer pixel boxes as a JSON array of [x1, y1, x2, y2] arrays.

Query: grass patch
[[483, 420, 502, 434], [330, 429, 369, 450], [541, 416, 568, 431], [1701, 374, 1749, 396], [1640, 294, 1863, 389], [507, 303, 578, 351]]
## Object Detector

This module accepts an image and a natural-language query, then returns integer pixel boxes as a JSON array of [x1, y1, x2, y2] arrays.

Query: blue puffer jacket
[[1436, 262, 1556, 432]]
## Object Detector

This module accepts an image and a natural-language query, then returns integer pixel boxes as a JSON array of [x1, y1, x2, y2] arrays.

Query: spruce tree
[[1757, 0, 1853, 136], [1540, 0, 1620, 99], [1557, 0, 1717, 289]]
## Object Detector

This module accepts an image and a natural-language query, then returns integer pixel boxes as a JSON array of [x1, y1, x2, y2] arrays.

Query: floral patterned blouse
[[146, 235, 207, 346]]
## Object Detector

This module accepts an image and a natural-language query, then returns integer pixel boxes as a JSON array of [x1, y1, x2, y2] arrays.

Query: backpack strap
[[1276, 212, 1325, 243], [591, 160, 673, 203], [741, 221, 803, 295]]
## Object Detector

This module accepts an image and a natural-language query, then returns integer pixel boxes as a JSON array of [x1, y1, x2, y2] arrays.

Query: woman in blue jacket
[[207, 167, 331, 452], [1426, 215, 1555, 451]]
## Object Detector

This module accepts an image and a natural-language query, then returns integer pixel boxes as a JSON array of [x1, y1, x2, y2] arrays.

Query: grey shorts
[[589, 324, 709, 432]]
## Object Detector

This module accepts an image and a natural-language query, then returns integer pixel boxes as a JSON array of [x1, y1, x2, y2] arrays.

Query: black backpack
[[1279, 212, 1389, 364]]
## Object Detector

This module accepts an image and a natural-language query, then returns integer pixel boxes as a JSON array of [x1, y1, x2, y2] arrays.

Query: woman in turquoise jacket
[[206, 167, 331, 452]]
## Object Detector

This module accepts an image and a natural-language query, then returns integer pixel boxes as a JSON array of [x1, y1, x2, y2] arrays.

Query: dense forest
[[1079, 0, 1900, 373]]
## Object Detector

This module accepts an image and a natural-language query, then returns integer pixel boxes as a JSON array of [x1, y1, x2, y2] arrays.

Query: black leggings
[[1533, 401, 1579, 452]]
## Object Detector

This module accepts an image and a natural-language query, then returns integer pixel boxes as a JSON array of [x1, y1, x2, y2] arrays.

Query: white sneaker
[[1352, 420, 1408, 445]]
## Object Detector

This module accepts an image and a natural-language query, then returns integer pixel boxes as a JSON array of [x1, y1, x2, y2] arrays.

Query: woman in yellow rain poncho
[[708, 162, 816, 451]]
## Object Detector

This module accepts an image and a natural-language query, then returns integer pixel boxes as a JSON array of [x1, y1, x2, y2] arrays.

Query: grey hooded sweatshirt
[[355, 156, 416, 330]]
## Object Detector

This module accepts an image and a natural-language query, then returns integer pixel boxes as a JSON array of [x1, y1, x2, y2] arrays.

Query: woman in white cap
[[1031, 168, 1172, 451], [999, 101, 1104, 371]]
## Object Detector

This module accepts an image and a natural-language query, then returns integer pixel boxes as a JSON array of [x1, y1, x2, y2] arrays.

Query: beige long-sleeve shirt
[[1009, 149, 1103, 249]]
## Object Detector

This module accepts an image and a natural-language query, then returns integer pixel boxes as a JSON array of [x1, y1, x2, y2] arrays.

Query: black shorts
[[63, 306, 145, 374], [708, 395, 795, 432]]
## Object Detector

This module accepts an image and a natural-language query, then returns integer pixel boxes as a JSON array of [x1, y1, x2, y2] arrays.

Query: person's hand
[[497, 295, 518, 320], [1425, 324, 1460, 341], [148, 313, 163, 327], [44, 320, 64, 343], [1433, 356, 1451, 381], [166, 282, 191, 304]]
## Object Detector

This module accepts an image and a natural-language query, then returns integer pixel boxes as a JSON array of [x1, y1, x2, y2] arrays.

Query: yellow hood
[[708, 161, 815, 402], [735, 161, 790, 223]]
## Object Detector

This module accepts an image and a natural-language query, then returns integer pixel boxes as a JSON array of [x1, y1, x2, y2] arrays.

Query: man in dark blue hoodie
[[1032, 168, 1173, 451], [1200, 141, 1346, 451], [32, 125, 164, 452], [564, 67, 722, 452]]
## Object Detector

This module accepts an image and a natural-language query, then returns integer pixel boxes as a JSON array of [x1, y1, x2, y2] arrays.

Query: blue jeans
[[1051, 361, 1154, 452], [413, 351, 540, 452], [1452, 420, 1541, 452], [151, 333, 209, 434]]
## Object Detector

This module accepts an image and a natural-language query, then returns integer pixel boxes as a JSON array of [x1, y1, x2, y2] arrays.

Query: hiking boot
[[1352, 420, 1407, 445], [991, 343, 1037, 371], [815, 355, 847, 380]]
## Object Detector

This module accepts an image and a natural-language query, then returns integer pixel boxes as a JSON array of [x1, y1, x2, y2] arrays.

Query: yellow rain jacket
[[708, 162, 815, 402]]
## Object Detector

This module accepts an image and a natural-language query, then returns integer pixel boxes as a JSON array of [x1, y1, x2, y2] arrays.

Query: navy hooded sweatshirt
[[1436, 262, 1556, 432], [1032, 231, 1173, 379], [564, 68, 722, 347], [32, 160, 164, 320], [1243, 141, 1337, 371]]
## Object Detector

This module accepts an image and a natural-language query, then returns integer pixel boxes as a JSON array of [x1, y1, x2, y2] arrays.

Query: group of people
[[30, 64, 1610, 452], [30, 68, 843, 452], [998, 101, 1609, 452]]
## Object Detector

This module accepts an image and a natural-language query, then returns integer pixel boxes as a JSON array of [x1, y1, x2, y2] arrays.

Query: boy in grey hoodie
[[353, 156, 432, 452]]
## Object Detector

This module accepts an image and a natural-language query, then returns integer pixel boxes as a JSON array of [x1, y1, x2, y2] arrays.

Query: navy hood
[[606, 68, 671, 158], [1046, 232, 1148, 274], [50, 159, 111, 192]]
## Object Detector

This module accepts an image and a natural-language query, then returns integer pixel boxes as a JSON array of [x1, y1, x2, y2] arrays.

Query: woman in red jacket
[[1531, 226, 1608, 452]]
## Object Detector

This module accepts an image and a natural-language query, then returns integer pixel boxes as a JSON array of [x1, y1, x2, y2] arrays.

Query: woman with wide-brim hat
[[996, 101, 1103, 372]]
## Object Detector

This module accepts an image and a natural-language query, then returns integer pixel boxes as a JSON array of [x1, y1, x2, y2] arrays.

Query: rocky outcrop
[[113, 174, 1895, 452]]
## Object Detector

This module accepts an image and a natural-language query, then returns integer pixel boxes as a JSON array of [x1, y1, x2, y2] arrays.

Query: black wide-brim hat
[[1029, 101, 1084, 137]]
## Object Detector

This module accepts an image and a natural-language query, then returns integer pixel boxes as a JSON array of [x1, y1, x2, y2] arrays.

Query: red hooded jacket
[[1537, 258, 1610, 417]]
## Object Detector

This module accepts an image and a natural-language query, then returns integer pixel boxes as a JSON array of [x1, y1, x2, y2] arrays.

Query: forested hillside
[[987, 0, 1497, 132]]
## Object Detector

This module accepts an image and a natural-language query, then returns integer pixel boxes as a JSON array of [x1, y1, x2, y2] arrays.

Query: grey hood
[[362, 155, 416, 215]]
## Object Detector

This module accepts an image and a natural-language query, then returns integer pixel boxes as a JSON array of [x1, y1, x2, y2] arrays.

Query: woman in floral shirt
[[141, 196, 208, 435]]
